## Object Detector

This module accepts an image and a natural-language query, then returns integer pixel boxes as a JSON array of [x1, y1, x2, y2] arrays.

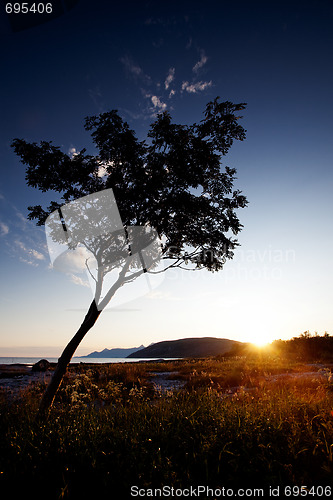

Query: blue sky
[[0, 0, 333, 356]]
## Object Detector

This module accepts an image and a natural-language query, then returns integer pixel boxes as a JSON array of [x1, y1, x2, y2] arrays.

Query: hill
[[82, 346, 145, 358], [127, 337, 242, 359]]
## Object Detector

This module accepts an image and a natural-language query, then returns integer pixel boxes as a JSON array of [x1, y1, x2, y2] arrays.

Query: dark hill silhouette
[[82, 346, 145, 358], [127, 337, 243, 359]]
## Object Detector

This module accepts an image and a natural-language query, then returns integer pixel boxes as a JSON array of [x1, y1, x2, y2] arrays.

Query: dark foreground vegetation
[[0, 334, 332, 499]]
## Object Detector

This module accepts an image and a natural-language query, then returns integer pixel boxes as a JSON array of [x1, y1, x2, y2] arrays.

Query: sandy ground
[[149, 371, 184, 392], [0, 365, 185, 398], [0, 362, 331, 400], [0, 364, 53, 398]]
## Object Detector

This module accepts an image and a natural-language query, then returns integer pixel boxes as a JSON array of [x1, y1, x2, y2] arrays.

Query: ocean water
[[0, 357, 168, 365]]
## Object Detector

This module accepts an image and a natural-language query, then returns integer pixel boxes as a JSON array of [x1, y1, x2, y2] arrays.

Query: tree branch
[[85, 258, 97, 283]]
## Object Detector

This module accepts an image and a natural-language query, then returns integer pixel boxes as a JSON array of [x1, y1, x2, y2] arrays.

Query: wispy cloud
[[0, 222, 9, 236], [0, 193, 29, 231], [181, 80, 212, 94], [19, 256, 38, 267], [88, 86, 105, 113], [120, 56, 151, 84], [68, 273, 90, 288], [14, 210, 27, 225], [151, 95, 167, 112], [142, 91, 168, 115], [14, 239, 46, 265], [120, 48, 213, 119], [0, 195, 47, 266], [31, 249, 45, 260], [52, 246, 92, 274], [165, 67, 175, 90], [144, 17, 161, 25], [186, 37, 193, 50], [15, 240, 27, 252], [193, 50, 208, 73], [121, 56, 142, 76], [49, 246, 92, 288]]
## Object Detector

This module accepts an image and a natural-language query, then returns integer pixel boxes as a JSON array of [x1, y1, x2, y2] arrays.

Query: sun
[[251, 338, 269, 348], [245, 325, 274, 348]]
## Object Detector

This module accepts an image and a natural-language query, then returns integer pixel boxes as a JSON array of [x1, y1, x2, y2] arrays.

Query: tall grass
[[0, 357, 332, 498]]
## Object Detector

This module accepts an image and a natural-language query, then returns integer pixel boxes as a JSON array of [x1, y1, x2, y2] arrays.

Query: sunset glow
[[0, 2, 332, 356]]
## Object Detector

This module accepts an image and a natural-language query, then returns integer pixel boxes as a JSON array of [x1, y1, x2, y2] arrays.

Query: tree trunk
[[36, 259, 135, 418], [37, 300, 101, 417]]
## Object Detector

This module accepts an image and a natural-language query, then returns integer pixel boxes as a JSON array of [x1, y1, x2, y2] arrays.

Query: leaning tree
[[11, 97, 248, 414]]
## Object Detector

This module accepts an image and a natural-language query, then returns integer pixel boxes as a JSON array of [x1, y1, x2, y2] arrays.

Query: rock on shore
[[0, 362, 53, 399]]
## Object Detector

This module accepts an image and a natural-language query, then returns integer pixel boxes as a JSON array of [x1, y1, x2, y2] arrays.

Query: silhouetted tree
[[272, 332, 333, 361], [12, 98, 248, 414]]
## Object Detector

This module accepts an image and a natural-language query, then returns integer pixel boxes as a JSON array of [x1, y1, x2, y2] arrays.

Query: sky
[[0, 0, 333, 356]]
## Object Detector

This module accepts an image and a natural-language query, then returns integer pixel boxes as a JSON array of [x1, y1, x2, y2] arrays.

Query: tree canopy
[[11, 97, 248, 413], [12, 98, 248, 274]]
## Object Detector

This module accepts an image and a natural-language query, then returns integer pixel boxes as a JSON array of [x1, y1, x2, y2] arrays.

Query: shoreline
[[0, 359, 183, 398]]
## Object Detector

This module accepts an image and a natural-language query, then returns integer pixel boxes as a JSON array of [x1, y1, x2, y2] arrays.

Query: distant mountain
[[127, 337, 243, 359], [83, 345, 145, 358]]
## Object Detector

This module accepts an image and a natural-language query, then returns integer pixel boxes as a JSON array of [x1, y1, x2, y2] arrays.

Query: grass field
[[0, 351, 332, 499]]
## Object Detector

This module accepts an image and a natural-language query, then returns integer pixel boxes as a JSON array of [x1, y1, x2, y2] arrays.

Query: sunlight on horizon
[[241, 320, 277, 347], [251, 338, 270, 348]]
